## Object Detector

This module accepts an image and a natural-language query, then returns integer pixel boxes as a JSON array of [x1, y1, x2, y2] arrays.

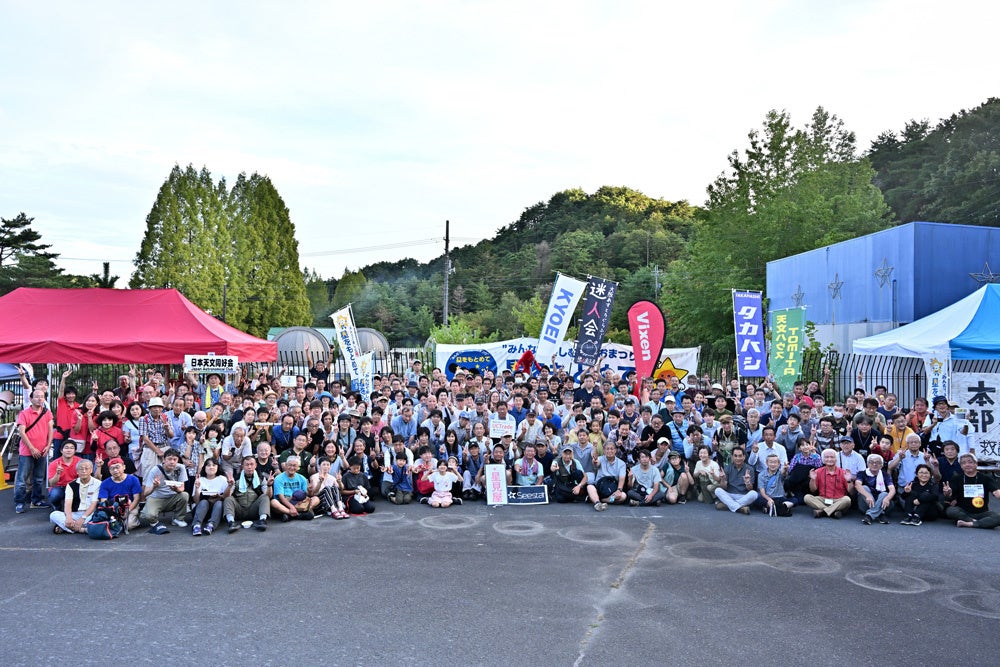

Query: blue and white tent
[[852, 284, 1000, 359]]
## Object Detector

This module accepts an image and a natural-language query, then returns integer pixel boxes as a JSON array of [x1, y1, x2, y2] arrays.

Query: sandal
[[53, 525, 65, 534]]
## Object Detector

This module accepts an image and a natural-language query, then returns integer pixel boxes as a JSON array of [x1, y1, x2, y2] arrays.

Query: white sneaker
[[171, 518, 188, 528], [594, 502, 607, 512]]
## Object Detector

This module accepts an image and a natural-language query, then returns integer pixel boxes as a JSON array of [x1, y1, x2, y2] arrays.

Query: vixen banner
[[627, 300, 666, 383]]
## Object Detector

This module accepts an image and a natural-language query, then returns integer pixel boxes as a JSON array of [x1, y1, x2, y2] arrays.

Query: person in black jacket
[[900, 464, 940, 526]]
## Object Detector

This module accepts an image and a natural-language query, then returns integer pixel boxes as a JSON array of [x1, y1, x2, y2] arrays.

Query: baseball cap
[[108, 457, 125, 467], [561, 444, 574, 452], [290, 490, 308, 503], [656, 437, 670, 445]]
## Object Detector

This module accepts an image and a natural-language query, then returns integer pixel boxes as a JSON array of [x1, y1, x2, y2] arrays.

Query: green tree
[[132, 165, 311, 336], [131, 165, 231, 316], [331, 269, 368, 309], [229, 172, 312, 336], [90, 262, 119, 288], [666, 107, 892, 352]]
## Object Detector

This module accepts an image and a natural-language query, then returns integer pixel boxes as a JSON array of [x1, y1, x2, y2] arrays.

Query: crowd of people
[[9, 356, 1000, 537]]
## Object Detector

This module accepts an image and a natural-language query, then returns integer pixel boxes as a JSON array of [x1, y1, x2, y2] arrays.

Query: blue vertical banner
[[732, 290, 767, 376], [574, 276, 618, 367]]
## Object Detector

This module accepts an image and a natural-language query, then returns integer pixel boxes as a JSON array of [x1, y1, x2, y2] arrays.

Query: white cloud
[[1, 0, 999, 280]]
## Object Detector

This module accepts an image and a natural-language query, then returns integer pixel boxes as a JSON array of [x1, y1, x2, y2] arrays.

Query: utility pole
[[442, 219, 450, 327], [652, 265, 661, 299]]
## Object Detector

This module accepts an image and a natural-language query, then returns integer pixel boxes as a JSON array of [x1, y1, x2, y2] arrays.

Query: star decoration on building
[[970, 261, 1000, 286], [791, 285, 805, 307], [828, 273, 843, 300], [874, 257, 894, 288]]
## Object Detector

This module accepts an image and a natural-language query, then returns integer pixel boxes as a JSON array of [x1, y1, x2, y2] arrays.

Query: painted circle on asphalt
[[419, 515, 482, 530], [359, 513, 411, 528], [557, 526, 630, 545], [936, 590, 1000, 620], [845, 568, 931, 594], [758, 551, 842, 575], [667, 541, 757, 565], [492, 520, 547, 537]]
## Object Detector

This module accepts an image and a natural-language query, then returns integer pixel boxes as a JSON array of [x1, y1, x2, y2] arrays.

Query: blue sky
[[1, 0, 997, 280]]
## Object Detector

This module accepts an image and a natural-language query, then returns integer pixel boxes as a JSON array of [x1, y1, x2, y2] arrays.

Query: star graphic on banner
[[970, 261, 1000, 286], [791, 285, 805, 307], [874, 257, 894, 288], [653, 356, 689, 383], [828, 273, 844, 300]]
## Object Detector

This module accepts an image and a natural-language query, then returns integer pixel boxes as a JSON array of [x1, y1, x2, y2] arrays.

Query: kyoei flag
[[535, 273, 587, 362], [627, 300, 665, 383]]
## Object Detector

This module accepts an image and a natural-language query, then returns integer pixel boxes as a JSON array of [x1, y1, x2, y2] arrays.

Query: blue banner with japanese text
[[732, 290, 767, 377]]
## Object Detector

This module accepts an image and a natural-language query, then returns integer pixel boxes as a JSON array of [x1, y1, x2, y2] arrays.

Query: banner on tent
[[733, 291, 767, 376], [437, 338, 699, 387], [924, 355, 951, 401], [952, 372, 999, 463], [770, 307, 804, 379]]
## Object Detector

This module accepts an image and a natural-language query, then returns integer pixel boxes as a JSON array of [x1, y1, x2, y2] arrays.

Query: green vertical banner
[[769, 307, 805, 380]]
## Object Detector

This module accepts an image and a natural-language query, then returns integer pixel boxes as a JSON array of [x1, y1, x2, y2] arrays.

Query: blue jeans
[[860, 491, 890, 518], [14, 454, 47, 506], [48, 485, 66, 511]]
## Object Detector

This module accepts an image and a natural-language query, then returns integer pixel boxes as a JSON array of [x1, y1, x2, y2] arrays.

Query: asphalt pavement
[[1, 489, 998, 666]]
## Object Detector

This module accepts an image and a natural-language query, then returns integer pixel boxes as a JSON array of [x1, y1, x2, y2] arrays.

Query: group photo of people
[[9, 355, 1000, 538]]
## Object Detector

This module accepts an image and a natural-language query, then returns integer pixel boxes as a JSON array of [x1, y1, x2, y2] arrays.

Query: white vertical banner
[[923, 354, 951, 400], [535, 273, 587, 363], [484, 464, 509, 506], [331, 305, 363, 381], [354, 351, 375, 397], [951, 372, 999, 463]]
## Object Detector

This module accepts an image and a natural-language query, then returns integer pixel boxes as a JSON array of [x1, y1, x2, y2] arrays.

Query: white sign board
[[489, 419, 515, 439], [952, 373, 1000, 463], [184, 355, 239, 374], [484, 464, 509, 505]]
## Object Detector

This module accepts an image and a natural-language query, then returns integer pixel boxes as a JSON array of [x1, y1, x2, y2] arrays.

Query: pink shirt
[[17, 405, 53, 456]]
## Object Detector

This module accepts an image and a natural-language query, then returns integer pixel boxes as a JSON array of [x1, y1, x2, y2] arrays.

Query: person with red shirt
[[47, 440, 83, 511], [14, 388, 54, 513], [804, 448, 852, 518], [54, 369, 80, 459], [91, 410, 125, 462]]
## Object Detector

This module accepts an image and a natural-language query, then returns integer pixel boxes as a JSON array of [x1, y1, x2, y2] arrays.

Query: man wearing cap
[[550, 444, 587, 502], [405, 359, 423, 386], [516, 409, 545, 447], [833, 435, 865, 482], [138, 396, 172, 481], [664, 409, 688, 455], [449, 410, 473, 444], [804, 448, 852, 518], [98, 457, 143, 529], [186, 371, 228, 411], [943, 453, 1000, 529], [930, 396, 970, 455]]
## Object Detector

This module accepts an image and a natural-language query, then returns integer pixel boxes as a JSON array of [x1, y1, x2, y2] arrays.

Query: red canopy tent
[[0, 288, 277, 363]]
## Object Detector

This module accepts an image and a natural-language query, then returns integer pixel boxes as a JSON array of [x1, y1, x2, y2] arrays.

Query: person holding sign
[[943, 453, 1000, 529], [488, 402, 516, 445]]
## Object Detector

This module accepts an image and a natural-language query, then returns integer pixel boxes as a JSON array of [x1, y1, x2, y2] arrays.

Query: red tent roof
[[0, 288, 278, 363]]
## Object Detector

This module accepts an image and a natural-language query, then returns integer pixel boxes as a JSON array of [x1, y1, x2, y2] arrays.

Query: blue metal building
[[766, 222, 1000, 350]]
